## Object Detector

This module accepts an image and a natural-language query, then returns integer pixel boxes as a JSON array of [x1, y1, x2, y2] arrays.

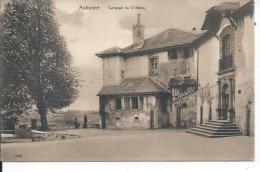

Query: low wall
[[106, 110, 150, 129]]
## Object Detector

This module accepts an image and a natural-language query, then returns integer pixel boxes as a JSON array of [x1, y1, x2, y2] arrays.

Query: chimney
[[133, 14, 145, 48]]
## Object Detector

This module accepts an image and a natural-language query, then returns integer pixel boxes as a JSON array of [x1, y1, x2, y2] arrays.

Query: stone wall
[[125, 55, 149, 77], [158, 58, 194, 86], [195, 36, 219, 124], [103, 56, 125, 86], [171, 88, 197, 128], [234, 14, 254, 135], [106, 110, 150, 129], [102, 94, 171, 129]]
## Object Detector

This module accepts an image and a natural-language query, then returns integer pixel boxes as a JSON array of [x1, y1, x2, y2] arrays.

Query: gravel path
[[1, 129, 254, 161]]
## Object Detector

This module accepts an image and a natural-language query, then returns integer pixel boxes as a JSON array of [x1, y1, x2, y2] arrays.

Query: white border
[[2, 0, 260, 171]]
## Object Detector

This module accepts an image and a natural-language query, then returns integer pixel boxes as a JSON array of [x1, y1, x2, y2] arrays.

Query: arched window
[[219, 26, 234, 71], [222, 34, 232, 58], [220, 25, 234, 58]]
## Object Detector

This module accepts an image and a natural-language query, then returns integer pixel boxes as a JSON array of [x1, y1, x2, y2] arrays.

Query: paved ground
[[1, 129, 254, 161]]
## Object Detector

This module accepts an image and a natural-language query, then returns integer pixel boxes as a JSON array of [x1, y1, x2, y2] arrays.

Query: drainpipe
[[194, 48, 199, 90]]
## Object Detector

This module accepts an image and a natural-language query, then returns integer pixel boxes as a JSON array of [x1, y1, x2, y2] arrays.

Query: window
[[124, 97, 130, 110], [168, 47, 192, 59], [131, 96, 138, 109], [123, 96, 143, 110], [115, 97, 121, 110], [183, 47, 192, 58], [108, 97, 114, 110], [168, 49, 177, 59], [150, 57, 158, 76], [222, 34, 231, 58]]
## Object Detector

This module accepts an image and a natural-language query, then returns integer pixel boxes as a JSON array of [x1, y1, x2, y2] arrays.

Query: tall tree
[[0, 0, 79, 131]]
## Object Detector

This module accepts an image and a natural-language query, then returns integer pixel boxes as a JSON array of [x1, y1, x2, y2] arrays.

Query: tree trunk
[[176, 106, 181, 128], [37, 103, 49, 131]]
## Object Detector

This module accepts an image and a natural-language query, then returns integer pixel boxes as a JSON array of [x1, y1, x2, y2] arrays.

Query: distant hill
[[68, 65, 102, 111]]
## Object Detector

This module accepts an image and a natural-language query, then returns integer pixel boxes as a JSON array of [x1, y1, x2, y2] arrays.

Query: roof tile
[[97, 77, 170, 96]]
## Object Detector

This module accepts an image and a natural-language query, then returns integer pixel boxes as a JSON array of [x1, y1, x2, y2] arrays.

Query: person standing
[[83, 114, 88, 128]]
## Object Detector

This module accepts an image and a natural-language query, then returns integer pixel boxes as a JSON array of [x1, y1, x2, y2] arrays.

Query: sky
[[53, 0, 241, 111]]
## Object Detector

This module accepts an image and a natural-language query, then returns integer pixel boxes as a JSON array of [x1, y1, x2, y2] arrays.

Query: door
[[150, 110, 154, 129], [200, 106, 203, 124], [221, 84, 229, 120]]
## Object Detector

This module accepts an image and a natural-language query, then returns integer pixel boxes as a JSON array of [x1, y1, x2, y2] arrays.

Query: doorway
[[150, 110, 154, 129], [221, 84, 229, 120]]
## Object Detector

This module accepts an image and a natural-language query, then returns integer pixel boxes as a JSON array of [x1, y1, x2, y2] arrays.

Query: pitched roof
[[96, 46, 123, 56], [96, 29, 209, 57], [206, 2, 240, 13], [97, 77, 170, 96], [201, 1, 241, 31], [123, 29, 208, 55]]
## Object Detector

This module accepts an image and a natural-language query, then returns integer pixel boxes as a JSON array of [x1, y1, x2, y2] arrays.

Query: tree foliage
[[0, 0, 80, 130]]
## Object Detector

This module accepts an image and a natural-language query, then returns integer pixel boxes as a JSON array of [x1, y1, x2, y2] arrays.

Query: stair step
[[205, 122, 237, 126], [189, 127, 242, 135], [186, 129, 214, 137], [186, 129, 240, 138], [198, 126, 240, 132], [208, 120, 233, 124], [201, 124, 239, 129], [186, 121, 242, 138]]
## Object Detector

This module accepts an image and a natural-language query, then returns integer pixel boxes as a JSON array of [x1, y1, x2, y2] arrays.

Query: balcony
[[218, 55, 234, 73]]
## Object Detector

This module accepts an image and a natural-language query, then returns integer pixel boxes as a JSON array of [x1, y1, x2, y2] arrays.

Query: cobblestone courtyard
[[1, 129, 254, 161]]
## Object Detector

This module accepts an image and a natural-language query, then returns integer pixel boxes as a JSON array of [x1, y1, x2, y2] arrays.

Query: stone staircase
[[186, 120, 242, 138]]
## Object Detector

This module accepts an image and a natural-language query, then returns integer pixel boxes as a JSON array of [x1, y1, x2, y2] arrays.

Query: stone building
[[96, 14, 208, 129], [193, 0, 254, 136], [96, 0, 254, 135]]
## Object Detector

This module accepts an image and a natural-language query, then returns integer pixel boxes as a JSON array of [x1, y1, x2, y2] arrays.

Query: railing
[[219, 55, 233, 72]]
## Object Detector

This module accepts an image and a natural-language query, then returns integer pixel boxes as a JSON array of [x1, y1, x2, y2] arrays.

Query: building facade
[[96, 0, 254, 135], [96, 14, 206, 129], [196, 0, 254, 135]]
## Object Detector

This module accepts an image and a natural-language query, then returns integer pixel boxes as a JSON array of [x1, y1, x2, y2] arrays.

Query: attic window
[[168, 49, 177, 59]]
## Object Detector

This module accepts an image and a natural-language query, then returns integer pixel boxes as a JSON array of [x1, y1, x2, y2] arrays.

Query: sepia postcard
[[0, 0, 255, 162]]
